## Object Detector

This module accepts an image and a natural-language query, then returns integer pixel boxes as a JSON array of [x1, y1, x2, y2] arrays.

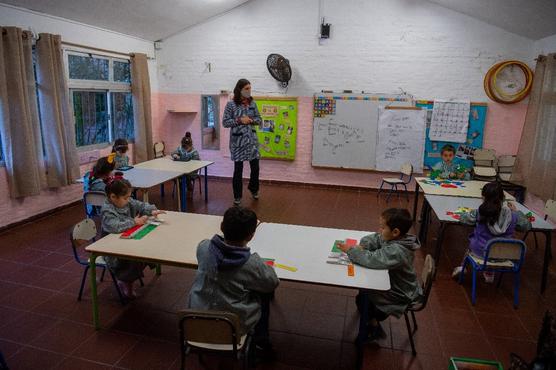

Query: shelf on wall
[[167, 109, 197, 113]]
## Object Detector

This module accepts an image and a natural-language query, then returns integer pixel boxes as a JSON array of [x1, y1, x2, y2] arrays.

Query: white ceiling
[[0, 0, 251, 41], [2, 0, 556, 41], [427, 0, 556, 40]]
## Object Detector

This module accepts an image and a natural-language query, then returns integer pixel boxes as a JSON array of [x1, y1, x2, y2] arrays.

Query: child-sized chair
[[83, 191, 107, 218], [459, 238, 526, 308], [523, 199, 555, 258], [403, 254, 435, 356], [377, 163, 413, 202], [71, 219, 127, 305], [178, 309, 252, 370]]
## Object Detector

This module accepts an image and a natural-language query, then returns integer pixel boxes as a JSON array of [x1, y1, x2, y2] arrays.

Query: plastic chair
[[71, 219, 127, 305], [377, 163, 413, 202], [523, 199, 555, 258], [83, 191, 107, 218], [472, 166, 497, 181], [178, 309, 252, 370], [473, 148, 497, 167], [403, 254, 435, 356], [497, 155, 516, 182], [459, 238, 526, 308]]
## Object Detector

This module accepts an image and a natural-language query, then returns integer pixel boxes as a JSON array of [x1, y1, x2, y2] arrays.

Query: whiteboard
[[312, 94, 413, 170], [375, 108, 426, 172]]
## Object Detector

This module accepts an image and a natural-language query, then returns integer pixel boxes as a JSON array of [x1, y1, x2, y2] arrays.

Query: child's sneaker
[[369, 323, 387, 341], [117, 280, 132, 298], [452, 266, 463, 280], [483, 272, 495, 283]]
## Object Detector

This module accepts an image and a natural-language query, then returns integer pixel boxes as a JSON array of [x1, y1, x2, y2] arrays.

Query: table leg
[[412, 182, 419, 221], [434, 223, 447, 268], [418, 199, 429, 243], [541, 231, 552, 294], [204, 167, 208, 202], [156, 264, 162, 276], [90, 253, 100, 330], [180, 176, 187, 212], [175, 179, 181, 212]]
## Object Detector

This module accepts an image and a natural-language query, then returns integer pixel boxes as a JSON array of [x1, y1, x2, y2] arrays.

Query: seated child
[[101, 178, 165, 298], [338, 208, 422, 344], [432, 144, 470, 180], [83, 156, 116, 216], [188, 206, 279, 358], [172, 132, 200, 191], [112, 138, 130, 170], [452, 181, 531, 282]]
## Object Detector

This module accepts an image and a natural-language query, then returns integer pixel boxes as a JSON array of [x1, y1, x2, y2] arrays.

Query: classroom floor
[[0, 179, 554, 370]]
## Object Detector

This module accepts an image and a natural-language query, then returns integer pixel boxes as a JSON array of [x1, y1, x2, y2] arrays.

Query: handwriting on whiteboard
[[317, 119, 366, 155]]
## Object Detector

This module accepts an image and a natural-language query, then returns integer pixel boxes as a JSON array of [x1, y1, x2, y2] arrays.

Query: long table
[[421, 194, 554, 293], [85, 213, 390, 329], [412, 177, 515, 221], [125, 157, 214, 212]]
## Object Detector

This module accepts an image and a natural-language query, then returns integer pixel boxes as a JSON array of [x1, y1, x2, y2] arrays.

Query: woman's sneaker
[[251, 191, 259, 200], [233, 198, 241, 206], [452, 266, 463, 280]]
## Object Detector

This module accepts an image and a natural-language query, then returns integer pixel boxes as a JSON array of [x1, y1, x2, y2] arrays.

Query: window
[[66, 51, 134, 148], [201, 95, 220, 150]]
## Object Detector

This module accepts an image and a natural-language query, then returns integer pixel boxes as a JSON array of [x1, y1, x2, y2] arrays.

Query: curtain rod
[[61, 41, 155, 60]]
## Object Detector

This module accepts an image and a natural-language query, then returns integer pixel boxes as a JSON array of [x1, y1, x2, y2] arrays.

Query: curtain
[[512, 54, 556, 201], [35, 33, 80, 187], [130, 53, 153, 163], [0, 27, 44, 198]]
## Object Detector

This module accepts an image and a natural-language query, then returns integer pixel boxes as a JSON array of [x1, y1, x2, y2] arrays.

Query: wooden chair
[[473, 148, 497, 167], [523, 199, 555, 258], [83, 191, 107, 218], [403, 254, 435, 356], [459, 238, 526, 308], [472, 166, 497, 181], [71, 219, 128, 305], [497, 155, 516, 182], [178, 309, 251, 370], [377, 163, 413, 202], [153, 141, 165, 158]]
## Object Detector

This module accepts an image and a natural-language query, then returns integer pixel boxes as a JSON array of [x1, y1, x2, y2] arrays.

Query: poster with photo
[[255, 98, 298, 160]]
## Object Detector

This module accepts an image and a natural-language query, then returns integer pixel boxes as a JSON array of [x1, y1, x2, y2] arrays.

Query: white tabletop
[[85, 212, 222, 266], [122, 168, 181, 189], [249, 223, 391, 291], [425, 194, 555, 231], [416, 177, 515, 200], [134, 157, 214, 174]]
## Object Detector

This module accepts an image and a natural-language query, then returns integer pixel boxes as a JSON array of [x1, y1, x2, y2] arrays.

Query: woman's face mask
[[241, 85, 251, 98]]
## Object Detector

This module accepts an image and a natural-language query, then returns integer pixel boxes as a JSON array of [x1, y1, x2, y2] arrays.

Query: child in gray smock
[[188, 207, 279, 359], [339, 208, 422, 344], [101, 178, 165, 298]]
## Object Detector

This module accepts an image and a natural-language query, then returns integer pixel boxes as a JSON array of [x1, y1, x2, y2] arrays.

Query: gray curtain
[[512, 54, 556, 201], [0, 27, 44, 198], [35, 33, 79, 187], [130, 53, 153, 163]]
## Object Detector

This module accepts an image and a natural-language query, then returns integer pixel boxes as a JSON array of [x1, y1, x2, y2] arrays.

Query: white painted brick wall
[[156, 0, 534, 100]]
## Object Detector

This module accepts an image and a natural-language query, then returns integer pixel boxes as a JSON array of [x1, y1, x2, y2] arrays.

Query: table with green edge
[[85, 212, 223, 329]]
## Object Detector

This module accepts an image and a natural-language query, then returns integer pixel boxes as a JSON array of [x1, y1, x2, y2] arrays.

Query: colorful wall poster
[[416, 101, 487, 170], [254, 98, 298, 160]]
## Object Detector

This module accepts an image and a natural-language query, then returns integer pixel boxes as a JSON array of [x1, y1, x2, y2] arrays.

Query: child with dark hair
[[432, 144, 470, 180], [172, 132, 200, 192], [452, 182, 531, 282], [188, 206, 279, 359], [101, 178, 165, 298], [83, 156, 116, 216], [338, 208, 422, 344], [112, 138, 130, 169]]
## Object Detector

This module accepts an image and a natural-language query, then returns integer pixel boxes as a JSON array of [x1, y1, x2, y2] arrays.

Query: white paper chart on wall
[[429, 100, 470, 143]]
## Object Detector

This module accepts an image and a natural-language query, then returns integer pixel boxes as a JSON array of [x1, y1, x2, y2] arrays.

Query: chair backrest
[[400, 163, 413, 177], [544, 199, 556, 222], [420, 254, 435, 307], [497, 155, 516, 169], [484, 238, 526, 268], [153, 142, 165, 158], [473, 166, 497, 177], [179, 309, 242, 347], [474, 149, 496, 167], [70, 219, 97, 264], [84, 191, 107, 207]]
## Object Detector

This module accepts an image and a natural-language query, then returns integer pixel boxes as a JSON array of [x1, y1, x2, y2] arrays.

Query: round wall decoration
[[484, 60, 533, 104]]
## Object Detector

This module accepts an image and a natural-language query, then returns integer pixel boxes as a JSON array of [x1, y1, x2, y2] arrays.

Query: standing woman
[[223, 79, 262, 205]]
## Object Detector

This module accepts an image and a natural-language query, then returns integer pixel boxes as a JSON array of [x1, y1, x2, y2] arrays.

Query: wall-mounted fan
[[266, 54, 292, 88]]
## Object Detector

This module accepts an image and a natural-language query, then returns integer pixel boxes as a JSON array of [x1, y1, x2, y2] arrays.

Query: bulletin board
[[254, 97, 298, 160], [416, 100, 488, 170]]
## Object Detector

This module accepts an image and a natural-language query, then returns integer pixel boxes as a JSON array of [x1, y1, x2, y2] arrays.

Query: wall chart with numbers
[[429, 100, 471, 143], [416, 100, 487, 170]]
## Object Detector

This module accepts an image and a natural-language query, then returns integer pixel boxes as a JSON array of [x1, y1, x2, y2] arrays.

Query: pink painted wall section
[[152, 93, 529, 188], [483, 102, 528, 155], [0, 145, 135, 229]]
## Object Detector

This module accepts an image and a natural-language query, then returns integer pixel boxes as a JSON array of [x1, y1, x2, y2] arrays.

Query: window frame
[[64, 49, 134, 151], [201, 94, 220, 150]]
